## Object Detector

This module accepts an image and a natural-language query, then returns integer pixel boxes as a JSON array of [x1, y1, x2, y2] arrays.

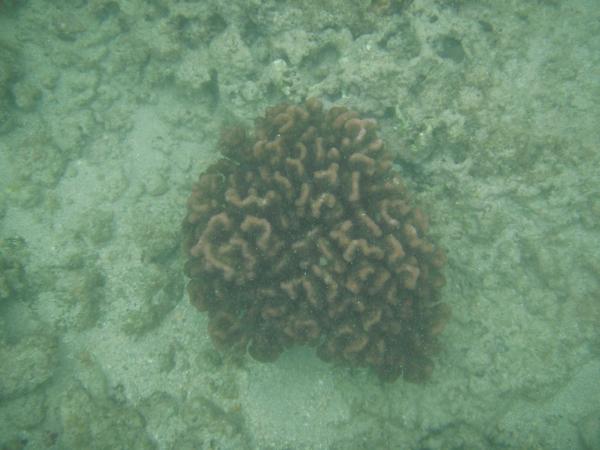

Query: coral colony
[[182, 98, 450, 382]]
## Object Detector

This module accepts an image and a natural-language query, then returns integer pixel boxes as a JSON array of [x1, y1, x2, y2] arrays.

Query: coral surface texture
[[183, 98, 449, 382]]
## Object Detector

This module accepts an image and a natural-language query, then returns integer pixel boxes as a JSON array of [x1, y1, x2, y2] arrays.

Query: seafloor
[[1, 1, 599, 449]]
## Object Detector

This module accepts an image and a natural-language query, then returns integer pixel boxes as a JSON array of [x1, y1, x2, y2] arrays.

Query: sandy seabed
[[0, 1, 599, 449]]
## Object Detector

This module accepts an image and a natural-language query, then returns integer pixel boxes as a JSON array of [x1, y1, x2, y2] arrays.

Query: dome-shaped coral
[[182, 98, 449, 382]]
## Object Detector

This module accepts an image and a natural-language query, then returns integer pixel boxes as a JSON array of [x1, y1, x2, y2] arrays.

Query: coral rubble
[[182, 98, 449, 382]]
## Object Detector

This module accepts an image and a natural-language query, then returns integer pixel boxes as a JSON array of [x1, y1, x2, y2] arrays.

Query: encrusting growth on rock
[[182, 98, 450, 382]]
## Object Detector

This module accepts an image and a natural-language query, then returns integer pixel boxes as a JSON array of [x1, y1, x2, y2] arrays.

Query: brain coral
[[182, 98, 450, 382]]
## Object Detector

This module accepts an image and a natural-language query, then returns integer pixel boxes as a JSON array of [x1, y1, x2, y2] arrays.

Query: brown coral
[[182, 98, 449, 382]]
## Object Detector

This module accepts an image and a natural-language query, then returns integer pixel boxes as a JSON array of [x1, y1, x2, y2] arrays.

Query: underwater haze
[[1, 0, 599, 449]]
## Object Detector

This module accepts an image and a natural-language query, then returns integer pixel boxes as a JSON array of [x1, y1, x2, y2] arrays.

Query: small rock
[[0, 335, 58, 399], [579, 410, 600, 450]]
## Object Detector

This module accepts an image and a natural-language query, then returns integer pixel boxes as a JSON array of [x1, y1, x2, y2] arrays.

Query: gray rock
[[579, 410, 600, 450], [0, 335, 58, 399]]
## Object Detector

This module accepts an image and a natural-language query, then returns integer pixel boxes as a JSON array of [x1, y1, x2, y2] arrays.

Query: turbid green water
[[1, 1, 599, 449]]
